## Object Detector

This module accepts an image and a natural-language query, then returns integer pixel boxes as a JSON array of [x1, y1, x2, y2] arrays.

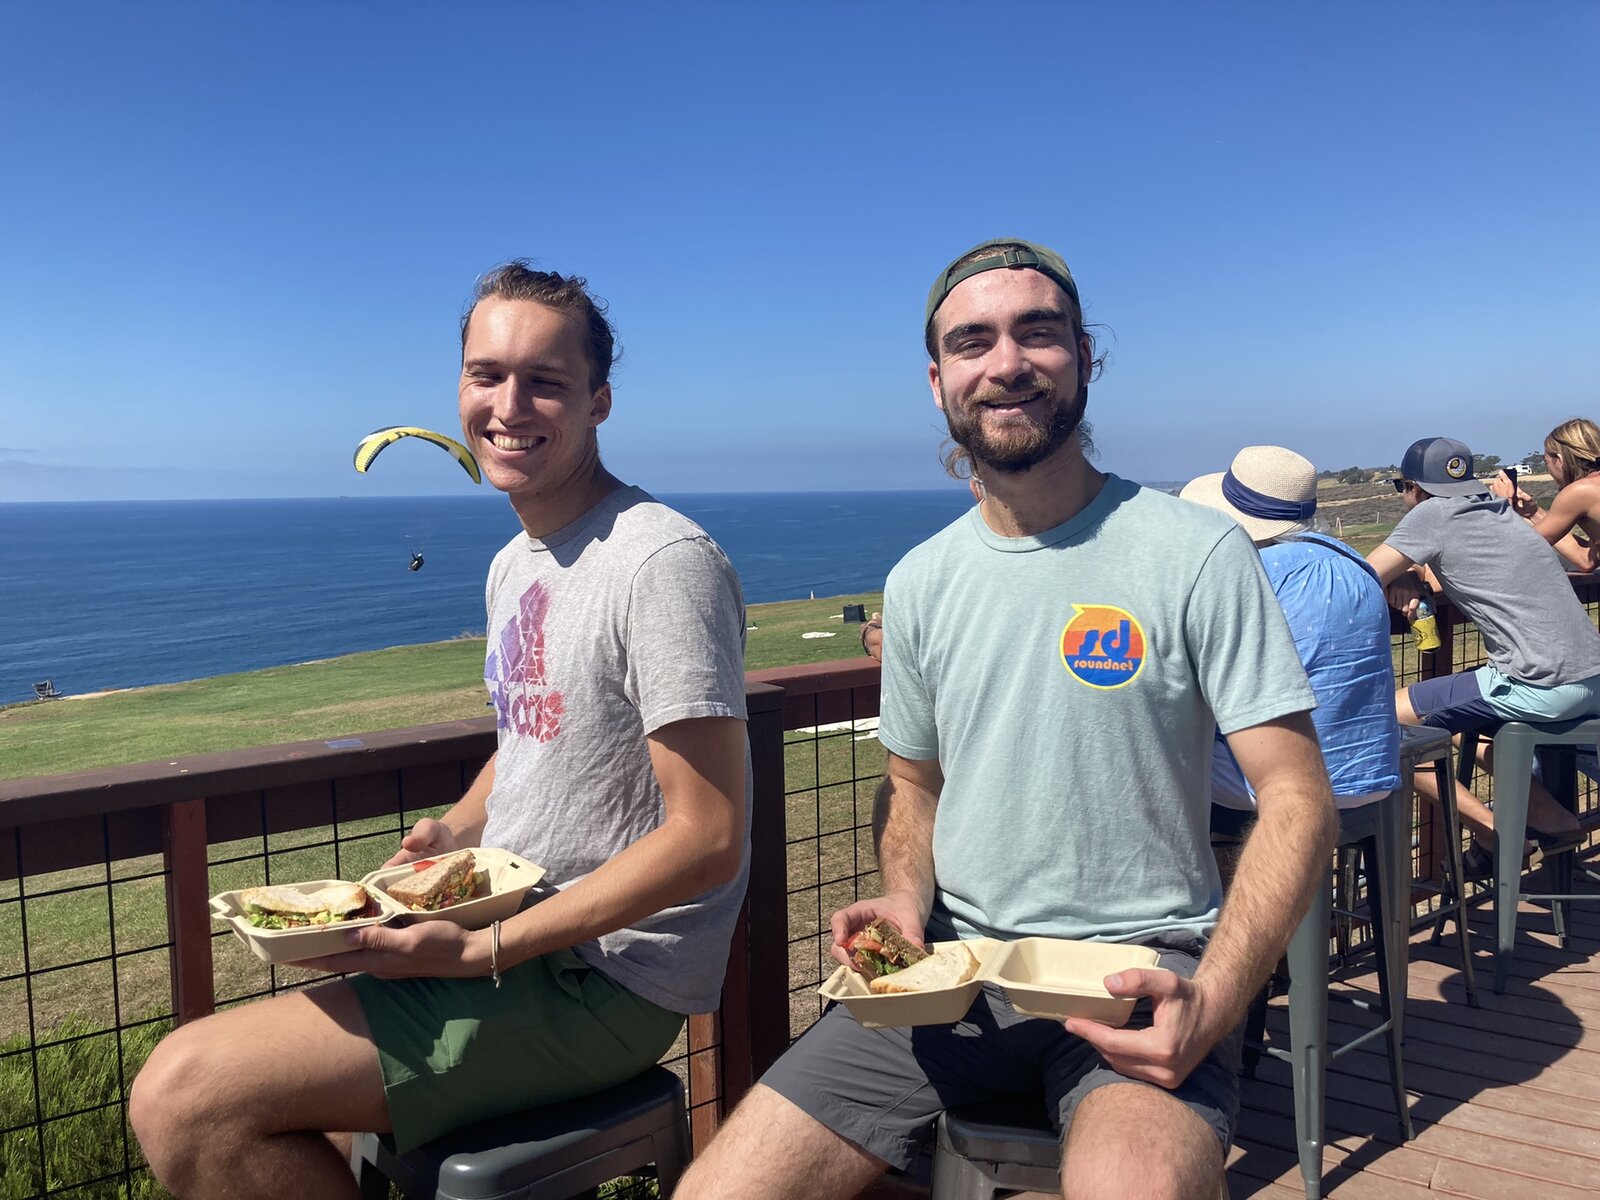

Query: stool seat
[[933, 1100, 1059, 1199], [350, 1066, 688, 1200]]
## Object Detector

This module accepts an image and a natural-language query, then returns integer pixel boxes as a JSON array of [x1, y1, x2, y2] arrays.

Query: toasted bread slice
[[316, 882, 375, 919], [386, 850, 478, 911], [868, 942, 981, 994], [239, 885, 324, 915]]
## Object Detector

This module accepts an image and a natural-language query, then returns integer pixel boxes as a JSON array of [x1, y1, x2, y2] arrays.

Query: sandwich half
[[240, 882, 375, 929], [386, 850, 480, 912], [868, 942, 981, 994], [846, 918, 928, 979]]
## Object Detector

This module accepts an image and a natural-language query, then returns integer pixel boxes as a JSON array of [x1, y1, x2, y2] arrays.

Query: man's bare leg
[[1394, 690, 1500, 845], [1060, 1083, 1221, 1200], [1475, 740, 1581, 838], [130, 980, 388, 1200], [675, 1083, 887, 1200], [1408, 752, 1495, 842], [1398, 687, 1581, 842]]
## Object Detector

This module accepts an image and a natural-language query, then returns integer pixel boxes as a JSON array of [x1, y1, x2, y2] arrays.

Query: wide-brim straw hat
[[1179, 445, 1318, 543]]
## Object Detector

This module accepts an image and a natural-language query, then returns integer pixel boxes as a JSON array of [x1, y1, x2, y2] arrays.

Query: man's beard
[[942, 373, 1089, 475]]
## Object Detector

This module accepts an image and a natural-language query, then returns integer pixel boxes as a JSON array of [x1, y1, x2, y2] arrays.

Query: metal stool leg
[[1552, 847, 1573, 948], [1491, 733, 1536, 993], [1287, 870, 1331, 1200], [1371, 801, 1415, 1141], [1432, 753, 1478, 1004], [651, 1104, 690, 1196]]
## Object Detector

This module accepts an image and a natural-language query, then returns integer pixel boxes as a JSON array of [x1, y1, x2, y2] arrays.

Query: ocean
[[0, 491, 981, 705]]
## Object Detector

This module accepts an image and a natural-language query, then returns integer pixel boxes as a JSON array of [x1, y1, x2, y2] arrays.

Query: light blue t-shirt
[[1212, 534, 1400, 809], [877, 475, 1316, 950]]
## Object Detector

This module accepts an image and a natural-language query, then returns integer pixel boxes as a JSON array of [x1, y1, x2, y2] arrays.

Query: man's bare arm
[[1365, 544, 1436, 615], [873, 752, 943, 921], [1062, 712, 1335, 1087], [499, 715, 746, 966], [1198, 712, 1337, 1022], [329, 718, 745, 978], [824, 751, 943, 965]]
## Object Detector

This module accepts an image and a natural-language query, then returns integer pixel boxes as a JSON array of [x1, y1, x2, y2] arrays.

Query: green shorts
[[350, 948, 685, 1151]]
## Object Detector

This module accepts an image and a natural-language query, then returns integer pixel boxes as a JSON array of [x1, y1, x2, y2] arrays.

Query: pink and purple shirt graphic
[[486, 582, 565, 743]]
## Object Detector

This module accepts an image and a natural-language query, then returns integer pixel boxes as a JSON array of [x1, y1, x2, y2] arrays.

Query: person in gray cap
[[1368, 435, 1600, 876], [680, 240, 1337, 1200]]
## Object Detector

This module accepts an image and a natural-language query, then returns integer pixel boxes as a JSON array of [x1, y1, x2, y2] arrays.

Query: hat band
[[1221, 470, 1316, 522]]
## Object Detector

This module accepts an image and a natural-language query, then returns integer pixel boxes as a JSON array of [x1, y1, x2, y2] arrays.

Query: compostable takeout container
[[360, 846, 546, 931], [209, 879, 407, 965], [817, 936, 1161, 1029], [210, 849, 547, 963]]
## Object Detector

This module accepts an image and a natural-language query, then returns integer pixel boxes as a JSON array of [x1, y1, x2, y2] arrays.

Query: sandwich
[[240, 882, 376, 930], [867, 941, 981, 994], [844, 918, 927, 980], [386, 849, 482, 912]]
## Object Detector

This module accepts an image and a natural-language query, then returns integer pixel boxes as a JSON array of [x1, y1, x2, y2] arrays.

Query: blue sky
[[2, 2, 1596, 501]]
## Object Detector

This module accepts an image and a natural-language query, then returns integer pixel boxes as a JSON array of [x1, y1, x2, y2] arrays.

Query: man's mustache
[[969, 375, 1057, 407]]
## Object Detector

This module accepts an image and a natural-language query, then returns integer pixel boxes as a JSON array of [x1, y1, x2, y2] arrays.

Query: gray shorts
[[761, 947, 1241, 1171]]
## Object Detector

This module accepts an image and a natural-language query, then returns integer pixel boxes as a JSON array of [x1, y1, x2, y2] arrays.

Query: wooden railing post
[[712, 682, 790, 1127], [163, 798, 214, 1024]]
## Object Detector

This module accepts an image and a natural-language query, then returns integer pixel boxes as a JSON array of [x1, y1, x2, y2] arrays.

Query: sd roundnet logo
[[1060, 604, 1147, 689]]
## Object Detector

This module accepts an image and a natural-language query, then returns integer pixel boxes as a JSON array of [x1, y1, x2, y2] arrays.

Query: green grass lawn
[[0, 592, 883, 782]]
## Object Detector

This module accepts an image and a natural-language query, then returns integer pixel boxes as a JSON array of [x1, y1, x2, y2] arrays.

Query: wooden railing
[[5, 580, 1600, 1195]]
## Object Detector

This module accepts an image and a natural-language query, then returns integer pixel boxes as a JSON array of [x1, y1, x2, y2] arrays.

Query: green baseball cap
[[925, 238, 1080, 337]]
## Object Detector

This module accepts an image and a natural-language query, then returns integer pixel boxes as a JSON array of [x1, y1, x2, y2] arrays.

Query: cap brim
[[1419, 478, 1491, 497], [1178, 471, 1311, 542]]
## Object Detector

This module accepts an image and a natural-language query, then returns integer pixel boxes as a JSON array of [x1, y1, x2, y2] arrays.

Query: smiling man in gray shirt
[[131, 262, 751, 1199]]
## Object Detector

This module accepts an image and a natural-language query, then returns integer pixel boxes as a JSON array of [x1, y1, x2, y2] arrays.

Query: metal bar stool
[[932, 1096, 1230, 1200], [1277, 792, 1415, 1199], [1456, 717, 1600, 993], [350, 1066, 689, 1200], [1399, 724, 1477, 1004]]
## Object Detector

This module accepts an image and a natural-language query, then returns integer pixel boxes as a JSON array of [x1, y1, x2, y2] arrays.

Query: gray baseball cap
[[1400, 436, 1490, 497]]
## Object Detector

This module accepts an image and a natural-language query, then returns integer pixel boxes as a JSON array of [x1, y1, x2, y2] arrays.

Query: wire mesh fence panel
[[780, 700, 886, 1044]]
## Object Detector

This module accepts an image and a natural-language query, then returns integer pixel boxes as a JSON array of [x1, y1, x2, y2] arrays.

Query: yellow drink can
[[1411, 612, 1441, 653]]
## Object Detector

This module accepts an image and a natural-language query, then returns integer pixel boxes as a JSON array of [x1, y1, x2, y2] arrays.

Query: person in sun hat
[[681, 239, 1336, 1200], [1179, 446, 1400, 843], [1367, 435, 1600, 876]]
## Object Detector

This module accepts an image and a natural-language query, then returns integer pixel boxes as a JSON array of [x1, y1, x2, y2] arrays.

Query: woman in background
[[1491, 417, 1600, 571]]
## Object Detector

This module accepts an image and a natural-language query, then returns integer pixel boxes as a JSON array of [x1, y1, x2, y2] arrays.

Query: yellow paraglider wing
[[353, 426, 482, 485]]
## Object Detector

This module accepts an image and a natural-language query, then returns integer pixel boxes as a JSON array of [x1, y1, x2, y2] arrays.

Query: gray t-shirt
[[480, 485, 750, 1014], [1385, 494, 1600, 686], [878, 475, 1316, 949]]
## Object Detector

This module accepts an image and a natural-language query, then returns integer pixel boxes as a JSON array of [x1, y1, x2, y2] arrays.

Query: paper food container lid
[[817, 938, 996, 1029], [983, 937, 1162, 1026], [209, 879, 404, 965], [360, 847, 546, 931]]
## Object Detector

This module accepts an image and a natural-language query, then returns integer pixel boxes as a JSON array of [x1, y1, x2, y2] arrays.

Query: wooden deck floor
[[1226, 893, 1600, 1198]]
